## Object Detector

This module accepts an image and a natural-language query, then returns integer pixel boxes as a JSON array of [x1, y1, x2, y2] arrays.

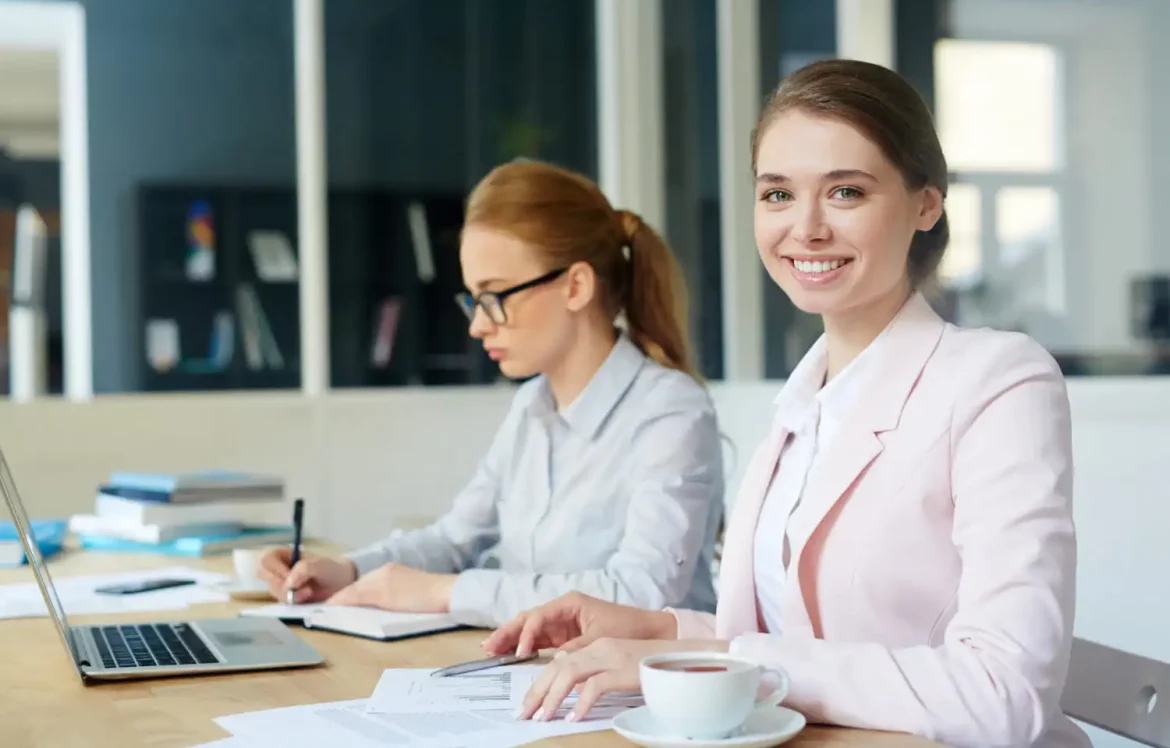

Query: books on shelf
[[247, 230, 299, 281], [236, 284, 285, 370]]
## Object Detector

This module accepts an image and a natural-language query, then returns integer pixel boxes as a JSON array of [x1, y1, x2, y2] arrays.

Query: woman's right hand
[[257, 547, 358, 604], [482, 592, 678, 657]]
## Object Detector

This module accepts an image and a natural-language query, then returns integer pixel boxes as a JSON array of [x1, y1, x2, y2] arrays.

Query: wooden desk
[[0, 550, 939, 748]]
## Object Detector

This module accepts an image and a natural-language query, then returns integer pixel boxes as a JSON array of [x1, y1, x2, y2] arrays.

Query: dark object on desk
[[286, 497, 304, 604], [1130, 275, 1170, 341], [94, 578, 197, 595], [430, 652, 539, 677]]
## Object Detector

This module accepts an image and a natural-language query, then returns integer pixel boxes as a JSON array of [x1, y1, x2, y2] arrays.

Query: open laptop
[[0, 448, 325, 682]]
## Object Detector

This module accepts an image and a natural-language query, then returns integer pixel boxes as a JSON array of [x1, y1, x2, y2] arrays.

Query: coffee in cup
[[639, 652, 789, 740]]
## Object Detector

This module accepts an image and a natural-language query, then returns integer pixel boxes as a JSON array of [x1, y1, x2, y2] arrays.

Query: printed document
[[366, 664, 643, 716], [215, 667, 643, 748]]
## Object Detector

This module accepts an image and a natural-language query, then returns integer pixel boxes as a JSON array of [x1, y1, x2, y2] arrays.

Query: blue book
[[103, 471, 284, 503], [108, 470, 281, 494], [0, 519, 67, 567], [77, 526, 293, 557]]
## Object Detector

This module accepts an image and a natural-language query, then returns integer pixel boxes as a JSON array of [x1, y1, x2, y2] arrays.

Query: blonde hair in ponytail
[[464, 159, 699, 381]]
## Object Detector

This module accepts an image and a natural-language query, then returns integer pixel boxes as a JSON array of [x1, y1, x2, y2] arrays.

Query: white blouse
[[752, 330, 887, 634]]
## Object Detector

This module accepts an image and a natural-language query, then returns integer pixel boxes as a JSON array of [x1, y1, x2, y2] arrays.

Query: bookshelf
[[137, 184, 495, 392]]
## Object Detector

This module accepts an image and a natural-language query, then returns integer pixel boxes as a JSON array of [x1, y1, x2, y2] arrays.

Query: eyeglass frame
[[455, 266, 568, 326]]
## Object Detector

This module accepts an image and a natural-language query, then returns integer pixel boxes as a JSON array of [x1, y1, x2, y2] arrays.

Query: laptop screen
[[0, 447, 83, 674]]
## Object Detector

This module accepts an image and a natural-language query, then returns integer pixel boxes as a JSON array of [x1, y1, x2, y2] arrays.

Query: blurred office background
[[0, 1, 1164, 744]]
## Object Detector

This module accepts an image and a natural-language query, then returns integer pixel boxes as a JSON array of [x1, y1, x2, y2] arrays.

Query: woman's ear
[[564, 261, 597, 313], [916, 186, 945, 233]]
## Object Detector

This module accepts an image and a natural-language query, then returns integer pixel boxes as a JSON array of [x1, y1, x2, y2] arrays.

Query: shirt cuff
[[667, 607, 718, 640], [728, 632, 782, 661], [448, 568, 504, 628], [345, 546, 392, 577]]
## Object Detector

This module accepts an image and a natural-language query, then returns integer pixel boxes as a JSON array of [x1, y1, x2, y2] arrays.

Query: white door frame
[[0, 1, 92, 401]]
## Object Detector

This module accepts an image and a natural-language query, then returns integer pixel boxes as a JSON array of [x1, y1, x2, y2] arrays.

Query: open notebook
[[240, 604, 462, 641]]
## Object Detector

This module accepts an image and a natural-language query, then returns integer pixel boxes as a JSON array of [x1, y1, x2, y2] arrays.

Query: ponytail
[[616, 210, 700, 381]]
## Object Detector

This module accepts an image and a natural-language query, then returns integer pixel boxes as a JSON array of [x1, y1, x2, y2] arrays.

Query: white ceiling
[[0, 48, 59, 159]]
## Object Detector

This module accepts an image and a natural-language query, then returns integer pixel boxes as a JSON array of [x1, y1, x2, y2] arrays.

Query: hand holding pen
[[256, 498, 357, 604]]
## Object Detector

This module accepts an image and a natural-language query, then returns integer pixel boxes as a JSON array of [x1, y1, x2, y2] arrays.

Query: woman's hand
[[517, 638, 729, 722], [258, 547, 357, 604], [483, 592, 678, 657], [326, 562, 456, 613]]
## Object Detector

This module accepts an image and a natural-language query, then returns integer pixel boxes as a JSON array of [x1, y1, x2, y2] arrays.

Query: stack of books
[[69, 471, 294, 557]]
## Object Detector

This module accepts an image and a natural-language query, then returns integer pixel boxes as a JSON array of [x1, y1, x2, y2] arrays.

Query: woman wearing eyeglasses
[[258, 159, 725, 628]]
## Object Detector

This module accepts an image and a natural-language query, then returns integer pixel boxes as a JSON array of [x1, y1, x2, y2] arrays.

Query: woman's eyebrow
[[755, 169, 878, 184]]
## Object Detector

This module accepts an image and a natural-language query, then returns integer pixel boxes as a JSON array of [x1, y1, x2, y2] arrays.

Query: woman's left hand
[[326, 562, 456, 613], [517, 638, 729, 722]]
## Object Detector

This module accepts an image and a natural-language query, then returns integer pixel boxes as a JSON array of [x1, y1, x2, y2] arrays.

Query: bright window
[[934, 40, 1061, 173]]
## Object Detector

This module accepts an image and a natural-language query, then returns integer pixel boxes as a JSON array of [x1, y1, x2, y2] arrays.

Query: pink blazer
[[673, 294, 1090, 748]]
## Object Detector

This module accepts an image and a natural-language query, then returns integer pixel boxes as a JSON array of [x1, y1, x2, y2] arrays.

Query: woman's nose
[[792, 202, 830, 244]]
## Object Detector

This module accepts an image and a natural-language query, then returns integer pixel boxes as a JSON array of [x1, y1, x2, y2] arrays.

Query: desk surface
[[0, 549, 939, 748]]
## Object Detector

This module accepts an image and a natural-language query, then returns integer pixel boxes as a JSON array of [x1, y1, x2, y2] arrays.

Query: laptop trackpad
[[210, 630, 284, 648]]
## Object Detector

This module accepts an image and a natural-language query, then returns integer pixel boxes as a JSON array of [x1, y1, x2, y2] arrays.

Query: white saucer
[[613, 705, 806, 748], [211, 579, 273, 601]]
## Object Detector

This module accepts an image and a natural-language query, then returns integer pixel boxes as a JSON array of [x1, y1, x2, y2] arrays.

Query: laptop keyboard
[[90, 623, 220, 669]]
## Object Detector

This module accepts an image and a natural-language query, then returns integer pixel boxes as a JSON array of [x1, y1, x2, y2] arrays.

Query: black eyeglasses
[[455, 267, 567, 325]]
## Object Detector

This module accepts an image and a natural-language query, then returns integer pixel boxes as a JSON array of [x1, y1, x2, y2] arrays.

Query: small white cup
[[231, 547, 267, 586], [639, 652, 789, 740]]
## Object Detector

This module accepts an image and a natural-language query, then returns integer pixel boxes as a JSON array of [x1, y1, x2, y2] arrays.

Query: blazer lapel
[[785, 424, 884, 560], [714, 422, 790, 639], [784, 293, 947, 631]]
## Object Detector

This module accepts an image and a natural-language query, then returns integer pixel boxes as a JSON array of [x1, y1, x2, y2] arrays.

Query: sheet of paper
[[216, 696, 629, 748], [0, 566, 230, 619], [366, 665, 643, 716], [367, 666, 528, 713], [238, 603, 323, 620]]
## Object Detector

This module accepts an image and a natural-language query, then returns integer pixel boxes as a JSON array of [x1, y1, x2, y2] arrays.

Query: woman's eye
[[761, 189, 791, 203], [832, 186, 863, 200]]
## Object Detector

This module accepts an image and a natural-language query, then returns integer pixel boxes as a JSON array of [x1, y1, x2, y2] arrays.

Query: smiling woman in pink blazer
[[482, 59, 1090, 748]]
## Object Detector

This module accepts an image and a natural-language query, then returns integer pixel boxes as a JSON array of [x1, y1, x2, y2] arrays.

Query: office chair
[[1062, 637, 1170, 747]]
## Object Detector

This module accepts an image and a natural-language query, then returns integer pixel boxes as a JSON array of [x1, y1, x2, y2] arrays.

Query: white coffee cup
[[639, 652, 789, 740], [232, 547, 267, 586]]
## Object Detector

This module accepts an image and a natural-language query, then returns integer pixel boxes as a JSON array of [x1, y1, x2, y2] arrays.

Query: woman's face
[[459, 225, 578, 379], [753, 109, 942, 320]]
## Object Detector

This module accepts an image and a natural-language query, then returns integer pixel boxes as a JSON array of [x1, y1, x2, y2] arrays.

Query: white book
[[239, 603, 461, 641], [94, 494, 285, 527], [69, 515, 251, 545]]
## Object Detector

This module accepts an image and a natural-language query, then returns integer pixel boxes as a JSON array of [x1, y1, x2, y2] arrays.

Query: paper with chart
[[367, 666, 528, 713], [0, 566, 230, 619], [215, 667, 643, 748], [365, 664, 643, 717], [216, 697, 625, 748]]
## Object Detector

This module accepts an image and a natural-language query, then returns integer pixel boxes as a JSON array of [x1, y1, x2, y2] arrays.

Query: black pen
[[286, 498, 304, 604]]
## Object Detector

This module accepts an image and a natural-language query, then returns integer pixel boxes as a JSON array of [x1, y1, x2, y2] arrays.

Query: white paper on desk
[[215, 695, 630, 748], [0, 566, 230, 619], [366, 665, 644, 716], [238, 603, 320, 620]]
